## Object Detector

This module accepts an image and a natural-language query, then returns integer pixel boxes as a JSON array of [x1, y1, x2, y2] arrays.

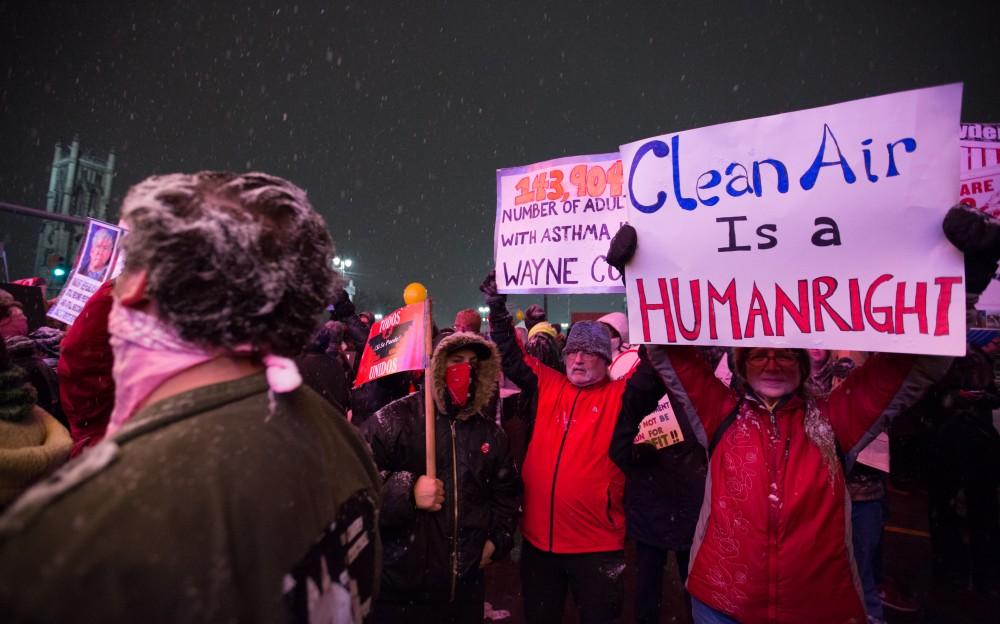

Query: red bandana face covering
[[445, 362, 473, 407]]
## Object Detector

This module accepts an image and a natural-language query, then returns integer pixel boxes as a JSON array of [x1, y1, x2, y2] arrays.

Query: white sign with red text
[[621, 84, 965, 355]]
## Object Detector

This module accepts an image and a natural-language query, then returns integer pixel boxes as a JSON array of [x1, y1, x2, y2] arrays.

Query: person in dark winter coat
[[295, 321, 351, 410], [923, 334, 1000, 593], [0, 171, 381, 624], [609, 340, 708, 624], [361, 331, 521, 623]]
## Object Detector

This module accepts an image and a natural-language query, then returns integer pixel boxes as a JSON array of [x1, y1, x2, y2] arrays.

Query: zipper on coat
[[449, 419, 460, 602], [605, 485, 615, 527], [548, 389, 581, 552]]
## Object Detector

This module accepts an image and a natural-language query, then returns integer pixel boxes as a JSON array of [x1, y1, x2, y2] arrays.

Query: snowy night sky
[[1, 1, 998, 323]]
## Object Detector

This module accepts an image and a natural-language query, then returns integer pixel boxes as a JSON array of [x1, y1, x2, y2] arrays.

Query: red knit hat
[[453, 308, 482, 333]]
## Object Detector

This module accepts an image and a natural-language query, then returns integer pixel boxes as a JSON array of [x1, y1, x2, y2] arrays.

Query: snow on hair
[[120, 171, 336, 356]]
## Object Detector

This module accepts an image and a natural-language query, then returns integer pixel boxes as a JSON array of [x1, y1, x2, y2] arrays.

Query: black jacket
[[360, 332, 521, 604], [610, 389, 707, 551]]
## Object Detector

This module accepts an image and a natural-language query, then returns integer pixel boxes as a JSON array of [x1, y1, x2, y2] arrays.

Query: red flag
[[354, 301, 428, 388]]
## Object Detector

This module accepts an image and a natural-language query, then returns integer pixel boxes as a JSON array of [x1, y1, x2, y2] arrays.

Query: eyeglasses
[[746, 350, 798, 368], [564, 350, 601, 361]]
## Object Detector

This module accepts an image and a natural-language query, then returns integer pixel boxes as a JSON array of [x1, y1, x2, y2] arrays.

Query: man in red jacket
[[481, 271, 664, 624]]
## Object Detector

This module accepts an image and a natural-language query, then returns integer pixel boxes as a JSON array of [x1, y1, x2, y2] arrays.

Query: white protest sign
[[495, 153, 626, 294], [620, 84, 965, 356], [48, 219, 123, 325], [959, 163, 1000, 314], [960, 121, 1000, 174]]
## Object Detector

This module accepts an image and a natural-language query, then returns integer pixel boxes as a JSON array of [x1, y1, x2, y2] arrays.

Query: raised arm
[[610, 347, 667, 470], [481, 270, 538, 396]]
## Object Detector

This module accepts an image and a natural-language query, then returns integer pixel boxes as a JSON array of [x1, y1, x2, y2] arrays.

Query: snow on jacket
[[360, 332, 521, 603], [489, 306, 662, 554], [645, 345, 949, 624]]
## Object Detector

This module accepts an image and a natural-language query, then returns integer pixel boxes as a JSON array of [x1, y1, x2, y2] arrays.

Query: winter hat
[[563, 320, 612, 363], [597, 312, 629, 344], [453, 308, 483, 333], [528, 321, 557, 340]]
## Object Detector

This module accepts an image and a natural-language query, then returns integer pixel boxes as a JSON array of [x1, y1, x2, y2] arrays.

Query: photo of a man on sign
[[78, 226, 117, 282]]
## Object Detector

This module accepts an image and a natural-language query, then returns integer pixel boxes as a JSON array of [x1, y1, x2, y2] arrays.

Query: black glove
[[328, 288, 356, 321], [524, 304, 546, 330], [480, 270, 507, 308], [606, 224, 638, 274], [943, 204, 1000, 295]]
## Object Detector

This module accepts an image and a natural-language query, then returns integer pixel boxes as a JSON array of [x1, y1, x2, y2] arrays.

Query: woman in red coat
[[635, 344, 945, 623], [605, 204, 997, 623]]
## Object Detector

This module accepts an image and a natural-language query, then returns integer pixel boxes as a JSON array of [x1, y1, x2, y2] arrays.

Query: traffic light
[[46, 254, 69, 284]]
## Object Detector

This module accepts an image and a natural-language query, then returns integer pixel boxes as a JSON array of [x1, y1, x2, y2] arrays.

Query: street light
[[331, 256, 357, 299]]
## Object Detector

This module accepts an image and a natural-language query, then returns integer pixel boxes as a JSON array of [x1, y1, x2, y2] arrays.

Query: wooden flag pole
[[423, 297, 436, 478]]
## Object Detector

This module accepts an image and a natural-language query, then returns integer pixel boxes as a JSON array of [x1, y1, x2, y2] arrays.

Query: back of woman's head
[[119, 172, 336, 356]]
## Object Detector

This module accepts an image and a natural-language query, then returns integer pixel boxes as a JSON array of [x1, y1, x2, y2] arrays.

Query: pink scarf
[[106, 303, 301, 437]]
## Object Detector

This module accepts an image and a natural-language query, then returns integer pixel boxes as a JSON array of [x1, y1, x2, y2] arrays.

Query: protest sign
[[959, 163, 1000, 315], [960, 121, 1000, 173], [48, 219, 123, 325], [354, 301, 428, 388], [620, 84, 965, 356], [495, 153, 627, 294], [633, 397, 685, 449]]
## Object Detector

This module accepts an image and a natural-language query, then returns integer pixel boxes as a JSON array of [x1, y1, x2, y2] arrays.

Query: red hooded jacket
[[646, 345, 946, 623], [57, 280, 115, 456]]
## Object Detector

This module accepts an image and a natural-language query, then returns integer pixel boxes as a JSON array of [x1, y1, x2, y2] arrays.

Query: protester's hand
[[480, 270, 506, 306], [414, 475, 445, 512], [524, 304, 546, 328], [479, 539, 496, 568], [944, 203, 1000, 258], [328, 287, 356, 320], [606, 224, 638, 274], [943, 203, 1000, 295]]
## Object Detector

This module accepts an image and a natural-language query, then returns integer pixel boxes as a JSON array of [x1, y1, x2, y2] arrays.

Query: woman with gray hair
[[0, 172, 381, 624]]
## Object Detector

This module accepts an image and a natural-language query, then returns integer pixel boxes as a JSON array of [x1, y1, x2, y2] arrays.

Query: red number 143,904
[[513, 161, 623, 205]]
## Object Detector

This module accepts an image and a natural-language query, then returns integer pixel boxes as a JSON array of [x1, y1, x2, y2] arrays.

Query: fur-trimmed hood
[[431, 332, 500, 419]]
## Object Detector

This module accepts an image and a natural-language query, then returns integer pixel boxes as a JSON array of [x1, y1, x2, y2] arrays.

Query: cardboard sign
[[620, 84, 965, 356], [633, 397, 685, 449], [48, 219, 124, 325], [495, 153, 627, 294], [353, 301, 427, 388]]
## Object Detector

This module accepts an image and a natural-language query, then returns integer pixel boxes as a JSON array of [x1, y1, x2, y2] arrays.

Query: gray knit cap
[[563, 320, 612, 363]]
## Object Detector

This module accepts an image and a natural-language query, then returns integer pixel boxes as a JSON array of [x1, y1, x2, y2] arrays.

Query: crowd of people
[[0, 170, 998, 624]]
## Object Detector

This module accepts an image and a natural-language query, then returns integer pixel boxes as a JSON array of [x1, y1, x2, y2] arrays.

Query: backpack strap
[[708, 399, 743, 456]]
